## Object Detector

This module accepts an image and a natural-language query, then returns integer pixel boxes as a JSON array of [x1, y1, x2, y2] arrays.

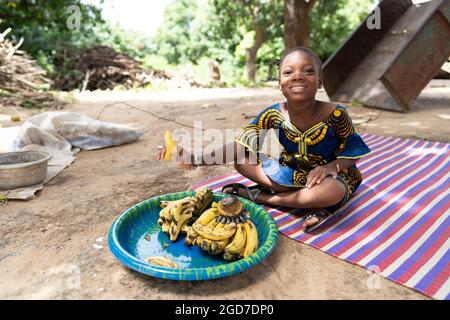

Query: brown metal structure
[[323, 0, 450, 112]]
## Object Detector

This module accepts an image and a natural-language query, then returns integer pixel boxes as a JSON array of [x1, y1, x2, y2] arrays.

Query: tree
[[153, 0, 199, 65], [283, 0, 318, 50], [154, 0, 371, 82], [208, 0, 282, 81], [0, 0, 104, 72], [309, 0, 372, 60]]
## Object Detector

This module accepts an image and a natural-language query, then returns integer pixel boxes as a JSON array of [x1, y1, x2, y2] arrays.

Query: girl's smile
[[279, 51, 321, 102]]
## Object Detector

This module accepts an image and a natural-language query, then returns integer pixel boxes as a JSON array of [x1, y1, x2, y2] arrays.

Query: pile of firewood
[[0, 28, 63, 109], [53, 45, 173, 91]]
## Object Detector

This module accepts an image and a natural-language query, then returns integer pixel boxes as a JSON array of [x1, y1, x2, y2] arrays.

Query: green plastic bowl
[[108, 191, 279, 280]]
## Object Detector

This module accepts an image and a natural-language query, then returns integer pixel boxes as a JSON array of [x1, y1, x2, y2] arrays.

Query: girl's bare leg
[[227, 143, 291, 193], [257, 177, 346, 208], [258, 177, 346, 227], [233, 162, 291, 193], [225, 144, 346, 227]]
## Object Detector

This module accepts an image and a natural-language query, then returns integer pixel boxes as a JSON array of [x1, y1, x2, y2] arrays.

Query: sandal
[[221, 183, 270, 202], [302, 209, 335, 233]]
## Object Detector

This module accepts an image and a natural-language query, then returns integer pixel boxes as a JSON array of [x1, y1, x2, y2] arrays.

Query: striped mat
[[191, 133, 450, 300]]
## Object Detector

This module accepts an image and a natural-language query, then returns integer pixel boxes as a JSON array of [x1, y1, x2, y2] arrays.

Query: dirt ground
[[0, 80, 448, 300]]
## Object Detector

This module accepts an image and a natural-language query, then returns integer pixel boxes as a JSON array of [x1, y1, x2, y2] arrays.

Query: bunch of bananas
[[158, 188, 213, 241], [185, 196, 259, 261]]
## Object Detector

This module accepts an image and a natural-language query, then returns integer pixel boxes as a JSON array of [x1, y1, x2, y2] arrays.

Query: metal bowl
[[0, 151, 52, 190]]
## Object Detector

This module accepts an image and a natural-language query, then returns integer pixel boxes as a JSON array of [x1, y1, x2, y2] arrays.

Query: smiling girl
[[156, 47, 371, 232]]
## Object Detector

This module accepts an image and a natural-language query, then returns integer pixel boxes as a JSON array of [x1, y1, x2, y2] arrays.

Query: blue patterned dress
[[234, 102, 371, 210]]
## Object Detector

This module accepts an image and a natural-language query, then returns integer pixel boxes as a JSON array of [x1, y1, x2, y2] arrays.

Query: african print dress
[[234, 103, 371, 208]]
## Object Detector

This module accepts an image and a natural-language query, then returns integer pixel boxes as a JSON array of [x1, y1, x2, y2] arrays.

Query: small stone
[[93, 244, 103, 250], [95, 237, 104, 243]]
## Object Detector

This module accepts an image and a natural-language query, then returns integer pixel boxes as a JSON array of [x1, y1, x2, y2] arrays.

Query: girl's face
[[279, 51, 322, 103]]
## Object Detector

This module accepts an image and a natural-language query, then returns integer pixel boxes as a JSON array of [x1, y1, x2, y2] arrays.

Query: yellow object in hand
[[164, 130, 177, 161]]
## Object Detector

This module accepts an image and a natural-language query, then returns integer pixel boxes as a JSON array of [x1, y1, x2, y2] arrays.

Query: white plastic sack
[[14, 112, 143, 151]]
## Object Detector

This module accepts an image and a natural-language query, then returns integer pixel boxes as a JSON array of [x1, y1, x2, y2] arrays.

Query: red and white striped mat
[[191, 133, 450, 300]]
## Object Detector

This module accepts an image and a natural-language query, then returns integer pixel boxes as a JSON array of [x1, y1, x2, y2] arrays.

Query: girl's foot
[[302, 209, 334, 233], [222, 183, 269, 202]]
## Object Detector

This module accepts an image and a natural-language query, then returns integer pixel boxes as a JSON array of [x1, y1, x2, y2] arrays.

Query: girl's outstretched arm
[[154, 141, 240, 169]]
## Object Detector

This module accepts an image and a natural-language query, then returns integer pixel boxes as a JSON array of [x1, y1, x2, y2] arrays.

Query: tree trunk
[[283, 0, 318, 50], [243, 4, 266, 82], [245, 22, 265, 82]]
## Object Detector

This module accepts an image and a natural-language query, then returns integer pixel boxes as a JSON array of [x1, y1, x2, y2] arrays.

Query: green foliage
[[0, 0, 104, 71], [154, 0, 371, 84], [0, 0, 374, 88], [310, 0, 373, 61], [153, 0, 199, 65], [0, 0, 156, 86]]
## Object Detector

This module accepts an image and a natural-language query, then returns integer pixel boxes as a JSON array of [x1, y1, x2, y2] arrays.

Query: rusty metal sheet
[[381, 1, 450, 111], [323, 0, 412, 98]]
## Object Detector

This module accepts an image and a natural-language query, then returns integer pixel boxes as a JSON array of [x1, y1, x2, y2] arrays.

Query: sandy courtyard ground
[[0, 80, 448, 299]]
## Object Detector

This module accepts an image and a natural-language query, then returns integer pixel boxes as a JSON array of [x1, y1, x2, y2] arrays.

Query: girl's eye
[[283, 70, 292, 75], [305, 69, 314, 74]]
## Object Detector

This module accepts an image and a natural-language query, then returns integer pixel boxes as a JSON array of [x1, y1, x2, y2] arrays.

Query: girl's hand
[[306, 163, 338, 188], [154, 146, 195, 170]]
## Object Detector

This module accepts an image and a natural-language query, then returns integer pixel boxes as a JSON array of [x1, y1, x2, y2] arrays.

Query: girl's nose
[[291, 71, 304, 81]]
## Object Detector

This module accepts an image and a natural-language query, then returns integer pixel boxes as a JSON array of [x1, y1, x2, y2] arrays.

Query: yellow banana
[[193, 235, 203, 246], [243, 220, 258, 257], [160, 197, 191, 222], [163, 130, 177, 161], [170, 199, 193, 223], [145, 256, 179, 268], [223, 251, 239, 261], [193, 207, 219, 226], [161, 221, 170, 233], [185, 226, 199, 246], [200, 238, 213, 252], [191, 188, 213, 218], [224, 223, 246, 257], [159, 206, 171, 221], [213, 216, 228, 231], [209, 238, 230, 255], [181, 224, 191, 234], [169, 212, 192, 241], [205, 215, 220, 228], [217, 196, 244, 216], [193, 221, 236, 241]]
